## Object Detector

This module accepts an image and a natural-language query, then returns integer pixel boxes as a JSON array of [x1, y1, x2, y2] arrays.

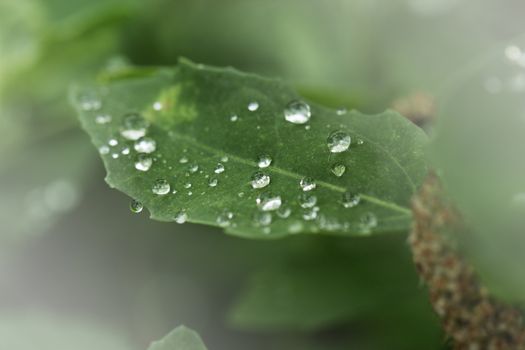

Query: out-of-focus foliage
[[431, 36, 525, 303]]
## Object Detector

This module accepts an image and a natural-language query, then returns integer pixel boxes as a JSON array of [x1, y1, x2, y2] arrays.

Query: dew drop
[[111, 153, 119, 159], [179, 156, 189, 164], [130, 199, 143, 213], [95, 114, 112, 124], [298, 193, 317, 208], [299, 177, 316, 191], [256, 192, 282, 211], [174, 210, 187, 224], [121, 147, 130, 155], [284, 100, 311, 124], [78, 91, 102, 111], [327, 131, 351, 153], [342, 192, 360, 208], [336, 107, 347, 116], [184, 183, 192, 189], [208, 178, 218, 187], [217, 211, 234, 227], [253, 211, 272, 226], [135, 154, 153, 172], [331, 163, 346, 177], [153, 101, 163, 111], [188, 163, 199, 173], [220, 156, 229, 162], [214, 163, 225, 174], [99, 145, 110, 155], [152, 179, 170, 195], [257, 154, 272, 168], [134, 137, 156, 154], [230, 115, 238, 122], [108, 139, 118, 147], [276, 205, 292, 218], [359, 212, 378, 233], [248, 101, 259, 111], [303, 206, 319, 221], [121, 113, 148, 140], [356, 138, 364, 145], [251, 171, 270, 189]]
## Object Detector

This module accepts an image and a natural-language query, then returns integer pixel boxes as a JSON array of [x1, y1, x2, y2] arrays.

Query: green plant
[[3, 1, 525, 349]]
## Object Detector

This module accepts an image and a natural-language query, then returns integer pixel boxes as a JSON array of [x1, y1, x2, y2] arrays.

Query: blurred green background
[[2, 0, 525, 349]]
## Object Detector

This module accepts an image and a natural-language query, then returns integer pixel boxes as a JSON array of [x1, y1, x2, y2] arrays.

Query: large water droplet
[[99, 145, 110, 155], [217, 210, 234, 227], [251, 171, 270, 189], [121, 113, 148, 140], [130, 199, 143, 213], [253, 211, 272, 226], [248, 101, 259, 111], [298, 193, 317, 208], [284, 100, 311, 124], [152, 179, 170, 195], [327, 131, 351, 153], [341, 192, 360, 208], [257, 154, 272, 168], [331, 163, 346, 177], [174, 210, 187, 224], [134, 137, 156, 153], [299, 177, 316, 191], [214, 163, 225, 174], [256, 192, 282, 211], [134, 154, 152, 171]]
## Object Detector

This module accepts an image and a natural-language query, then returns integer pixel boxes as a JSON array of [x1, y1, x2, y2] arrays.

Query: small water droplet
[[238, 192, 245, 197], [342, 192, 360, 208], [121, 147, 130, 155], [99, 145, 110, 155], [130, 199, 143, 213], [179, 156, 189, 164], [208, 178, 218, 187], [184, 183, 192, 189], [299, 177, 316, 191], [174, 210, 187, 224], [305, 125, 311, 130], [220, 156, 229, 162], [256, 192, 282, 211], [188, 163, 199, 173], [257, 154, 272, 168], [78, 91, 102, 111], [359, 212, 377, 234], [253, 211, 272, 226], [303, 206, 319, 221], [298, 193, 317, 208], [356, 138, 364, 145], [95, 114, 111, 124], [187, 191, 193, 196], [111, 153, 119, 159], [153, 101, 163, 111], [248, 101, 259, 111], [230, 115, 238, 122], [284, 100, 311, 124], [121, 113, 148, 140], [214, 163, 225, 174], [251, 171, 270, 189], [336, 107, 347, 115], [152, 179, 170, 195], [277, 205, 292, 218], [134, 137, 156, 153], [327, 131, 351, 153], [108, 139, 118, 147], [331, 163, 346, 177], [217, 210, 234, 227], [135, 154, 152, 171]]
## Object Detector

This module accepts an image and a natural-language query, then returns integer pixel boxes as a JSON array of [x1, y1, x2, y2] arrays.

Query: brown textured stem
[[409, 173, 525, 350]]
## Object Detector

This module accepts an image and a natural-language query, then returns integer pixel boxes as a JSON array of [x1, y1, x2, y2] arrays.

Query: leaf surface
[[74, 59, 428, 238]]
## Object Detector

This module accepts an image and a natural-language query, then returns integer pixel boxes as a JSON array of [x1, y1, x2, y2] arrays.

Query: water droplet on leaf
[[121, 113, 148, 140], [248, 101, 259, 111], [208, 178, 218, 187], [253, 211, 272, 226], [331, 163, 346, 177], [342, 192, 360, 208], [214, 163, 225, 174], [256, 192, 282, 211], [327, 131, 351, 153], [130, 199, 143, 213], [135, 154, 152, 171], [284, 100, 311, 124], [95, 114, 111, 124], [251, 171, 270, 189], [298, 193, 317, 208], [257, 154, 272, 168], [152, 179, 170, 195], [134, 137, 156, 154], [299, 177, 316, 191], [174, 210, 187, 224]]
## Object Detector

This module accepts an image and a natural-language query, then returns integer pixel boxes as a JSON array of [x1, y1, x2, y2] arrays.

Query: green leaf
[[148, 326, 208, 350], [74, 58, 428, 238]]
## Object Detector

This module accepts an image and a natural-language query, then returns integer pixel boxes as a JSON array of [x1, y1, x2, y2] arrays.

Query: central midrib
[[170, 131, 412, 216]]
